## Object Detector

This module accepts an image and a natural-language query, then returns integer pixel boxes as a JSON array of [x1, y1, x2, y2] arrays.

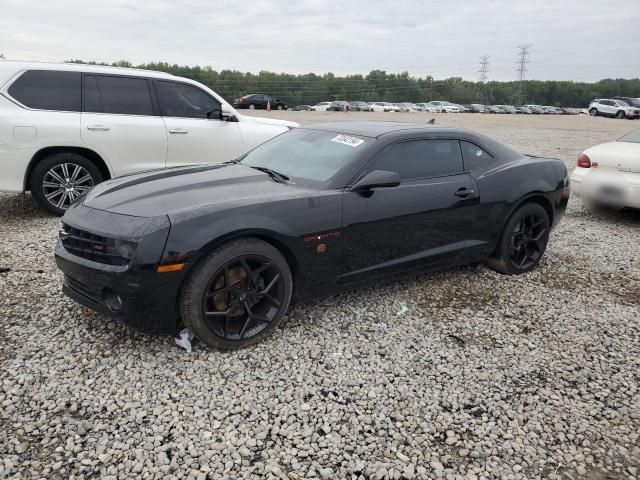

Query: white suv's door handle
[[168, 129, 189, 134], [87, 125, 110, 131]]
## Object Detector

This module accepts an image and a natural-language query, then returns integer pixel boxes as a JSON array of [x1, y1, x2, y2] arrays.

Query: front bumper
[[54, 204, 185, 334]]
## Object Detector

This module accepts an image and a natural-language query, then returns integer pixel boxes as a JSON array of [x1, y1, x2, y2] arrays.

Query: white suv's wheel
[[615, 110, 626, 119], [589, 108, 598, 117], [30, 152, 103, 216]]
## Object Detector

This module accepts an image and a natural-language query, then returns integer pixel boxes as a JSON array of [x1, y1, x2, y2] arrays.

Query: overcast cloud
[[1, 0, 639, 81]]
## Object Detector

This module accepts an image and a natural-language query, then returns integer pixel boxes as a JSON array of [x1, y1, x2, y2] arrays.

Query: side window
[[369, 140, 463, 181], [460, 141, 494, 171], [155, 81, 221, 119], [83, 75, 154, 115], [8, 70, 81, 111]]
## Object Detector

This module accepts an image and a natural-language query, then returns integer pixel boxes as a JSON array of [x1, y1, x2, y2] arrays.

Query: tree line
[[67, 59, 640, 107]]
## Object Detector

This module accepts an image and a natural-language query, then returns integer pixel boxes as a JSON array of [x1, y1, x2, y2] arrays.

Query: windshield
[[617, 129, 640, 143], [240, 129, 374, 187]]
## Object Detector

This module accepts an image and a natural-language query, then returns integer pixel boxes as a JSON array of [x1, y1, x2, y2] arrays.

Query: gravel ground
[[1, 113, 639, 479]]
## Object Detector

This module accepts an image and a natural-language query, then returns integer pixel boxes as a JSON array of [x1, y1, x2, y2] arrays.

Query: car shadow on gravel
[[0, 193, 49, 222]]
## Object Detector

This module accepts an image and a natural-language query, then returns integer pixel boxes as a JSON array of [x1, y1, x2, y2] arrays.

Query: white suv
[[0, 61, 297, 215], [589, 99, 640, 119]]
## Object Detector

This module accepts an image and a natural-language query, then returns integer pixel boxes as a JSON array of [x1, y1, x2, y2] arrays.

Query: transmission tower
[[478, 55, 490, 105], [513, 44, 531, 105]]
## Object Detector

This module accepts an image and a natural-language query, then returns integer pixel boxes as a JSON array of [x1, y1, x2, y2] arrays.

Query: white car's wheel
[[589, 108, 597, 117]]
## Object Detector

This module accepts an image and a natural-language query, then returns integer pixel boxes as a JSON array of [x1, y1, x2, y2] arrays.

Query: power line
[[513, 44, 531, 105], [478, 55, 490, 105]]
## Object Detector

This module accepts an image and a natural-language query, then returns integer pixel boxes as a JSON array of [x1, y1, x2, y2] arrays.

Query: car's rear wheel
[[181, 238, 293, 350], [486, 203, 550, 275], [615, 110, 625, 119], [589, 108, 598, 117], [30, 152, 103, 216]]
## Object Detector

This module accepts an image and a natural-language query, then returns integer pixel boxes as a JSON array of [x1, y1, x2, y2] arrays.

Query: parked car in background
[[0, 61, 297, 215], [233, 94, 288, 110], [571, 128, 640, 211], [388, 103, 401, 112], [349, 101, 370, 111], [327, 101, 351, 111], [496, 105, 517, 114], [414, 103, 437, 112], [515, 107, 532, 114], [369, 102, 389, 112], [312, 102, 331, 112], [468, 104, 487, 113], [559, 107, 578, 115], [291, 105, 313, 111], [612, 96, 640, 111], [55, 121, 569, 349], [487, 105, 503, 114], [544, 106, 561, 114], [589, 99, 640, 119], [428, 101, 461, 113], [398, 102, 418, 112], [524, 105, 545, 114]]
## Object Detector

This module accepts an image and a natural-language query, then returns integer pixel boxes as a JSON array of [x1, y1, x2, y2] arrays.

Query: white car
[[0, 61, 297, 215], [428, 101, 461, 113], [570, 129, 640, 210], [369, 102, 391, 112], [589, 99, 640, 119], [414, 103, 437, 113], [311, 102, 331, 112]]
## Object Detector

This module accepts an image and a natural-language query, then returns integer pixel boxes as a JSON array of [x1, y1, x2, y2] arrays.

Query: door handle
[[454, 187, 474, 198], [168, 129, 189, 134], [87, 125, 110, 131]]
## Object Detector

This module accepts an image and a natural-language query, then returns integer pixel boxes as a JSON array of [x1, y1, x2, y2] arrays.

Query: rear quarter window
[[460, 141, 494, 171], [8, 70, 81, 112]]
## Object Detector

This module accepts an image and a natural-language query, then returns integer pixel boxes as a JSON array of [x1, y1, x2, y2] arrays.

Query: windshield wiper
[[249, 166, 289, 184]]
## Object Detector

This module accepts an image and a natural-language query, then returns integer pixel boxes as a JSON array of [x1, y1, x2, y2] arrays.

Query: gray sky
[[1, 0, 639, 81]]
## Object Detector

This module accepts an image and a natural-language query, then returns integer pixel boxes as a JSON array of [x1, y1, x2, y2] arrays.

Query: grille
[[60, 225, 130, 266]]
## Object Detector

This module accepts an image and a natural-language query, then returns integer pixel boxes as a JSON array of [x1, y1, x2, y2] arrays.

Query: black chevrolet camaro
[[55, 122, 570, 349]]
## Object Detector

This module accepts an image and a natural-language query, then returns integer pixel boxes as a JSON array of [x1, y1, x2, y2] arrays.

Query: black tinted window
[[460, 141, 494, 171], [9, 70, 81, 111], [370, 140, 463, 180], [83, 75, 154, 115], [155, 81, 221, 119]]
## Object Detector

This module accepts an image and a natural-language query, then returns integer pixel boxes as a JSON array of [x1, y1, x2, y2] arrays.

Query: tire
[[30, 152, 103, 216], [249, 104, 256, 110], [181, 238, 293, 350], [486, 203, 550, 275], [277, 105, 283, 111], [589, 108, 598, 117], [615, 110, 625, 119]]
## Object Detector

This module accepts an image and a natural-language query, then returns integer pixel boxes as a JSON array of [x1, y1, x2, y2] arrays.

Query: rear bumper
[[571, 167, 640, 209]]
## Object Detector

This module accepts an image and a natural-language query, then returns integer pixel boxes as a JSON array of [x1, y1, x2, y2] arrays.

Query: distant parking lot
[[1, 112, 639, 479]]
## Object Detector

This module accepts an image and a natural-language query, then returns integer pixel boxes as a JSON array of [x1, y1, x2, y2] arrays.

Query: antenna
[[478, 55, 490, 105], [514, 44, 531, 105]]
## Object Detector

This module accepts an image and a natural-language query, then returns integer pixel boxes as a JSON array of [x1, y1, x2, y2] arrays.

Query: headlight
[[112, 239, 137, 261]]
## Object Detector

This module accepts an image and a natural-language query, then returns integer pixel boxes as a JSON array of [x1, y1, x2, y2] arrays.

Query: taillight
[[577, 154, 591, 168]]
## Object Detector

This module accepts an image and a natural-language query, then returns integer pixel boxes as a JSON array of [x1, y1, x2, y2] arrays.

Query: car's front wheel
[[615, 110, 625, 119], [30, 152, 103, 216], [181, 238, 293, 350], [486, 203, 550, 275], [249, 104, 256, 110], [589, 108, 598, 117]]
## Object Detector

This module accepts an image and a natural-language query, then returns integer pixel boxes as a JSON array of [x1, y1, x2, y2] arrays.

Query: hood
[[82, 164, 311, 217], [238, 114, 299, 128]]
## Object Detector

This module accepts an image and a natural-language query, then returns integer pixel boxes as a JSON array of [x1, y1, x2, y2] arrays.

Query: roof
[[301, 121, 444, 138], [0, 60, 177, 80]]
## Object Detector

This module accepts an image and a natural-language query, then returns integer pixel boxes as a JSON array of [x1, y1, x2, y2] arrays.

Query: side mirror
[[350, 170, 401, 192], [220, 107, 238, 122]]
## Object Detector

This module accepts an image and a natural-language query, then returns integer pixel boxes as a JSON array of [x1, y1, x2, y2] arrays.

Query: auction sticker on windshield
[[331, 134, 365, 148]]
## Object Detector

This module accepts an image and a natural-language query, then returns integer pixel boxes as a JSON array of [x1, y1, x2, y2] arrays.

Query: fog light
[[103, 288, 124, 312]]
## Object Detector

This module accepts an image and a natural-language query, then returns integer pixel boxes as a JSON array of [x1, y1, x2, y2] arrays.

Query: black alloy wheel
[[615, 110, 625, 119], [486, 203, 550, 275], [182, 238, 292, 349], [507, 211, 548, 270]]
